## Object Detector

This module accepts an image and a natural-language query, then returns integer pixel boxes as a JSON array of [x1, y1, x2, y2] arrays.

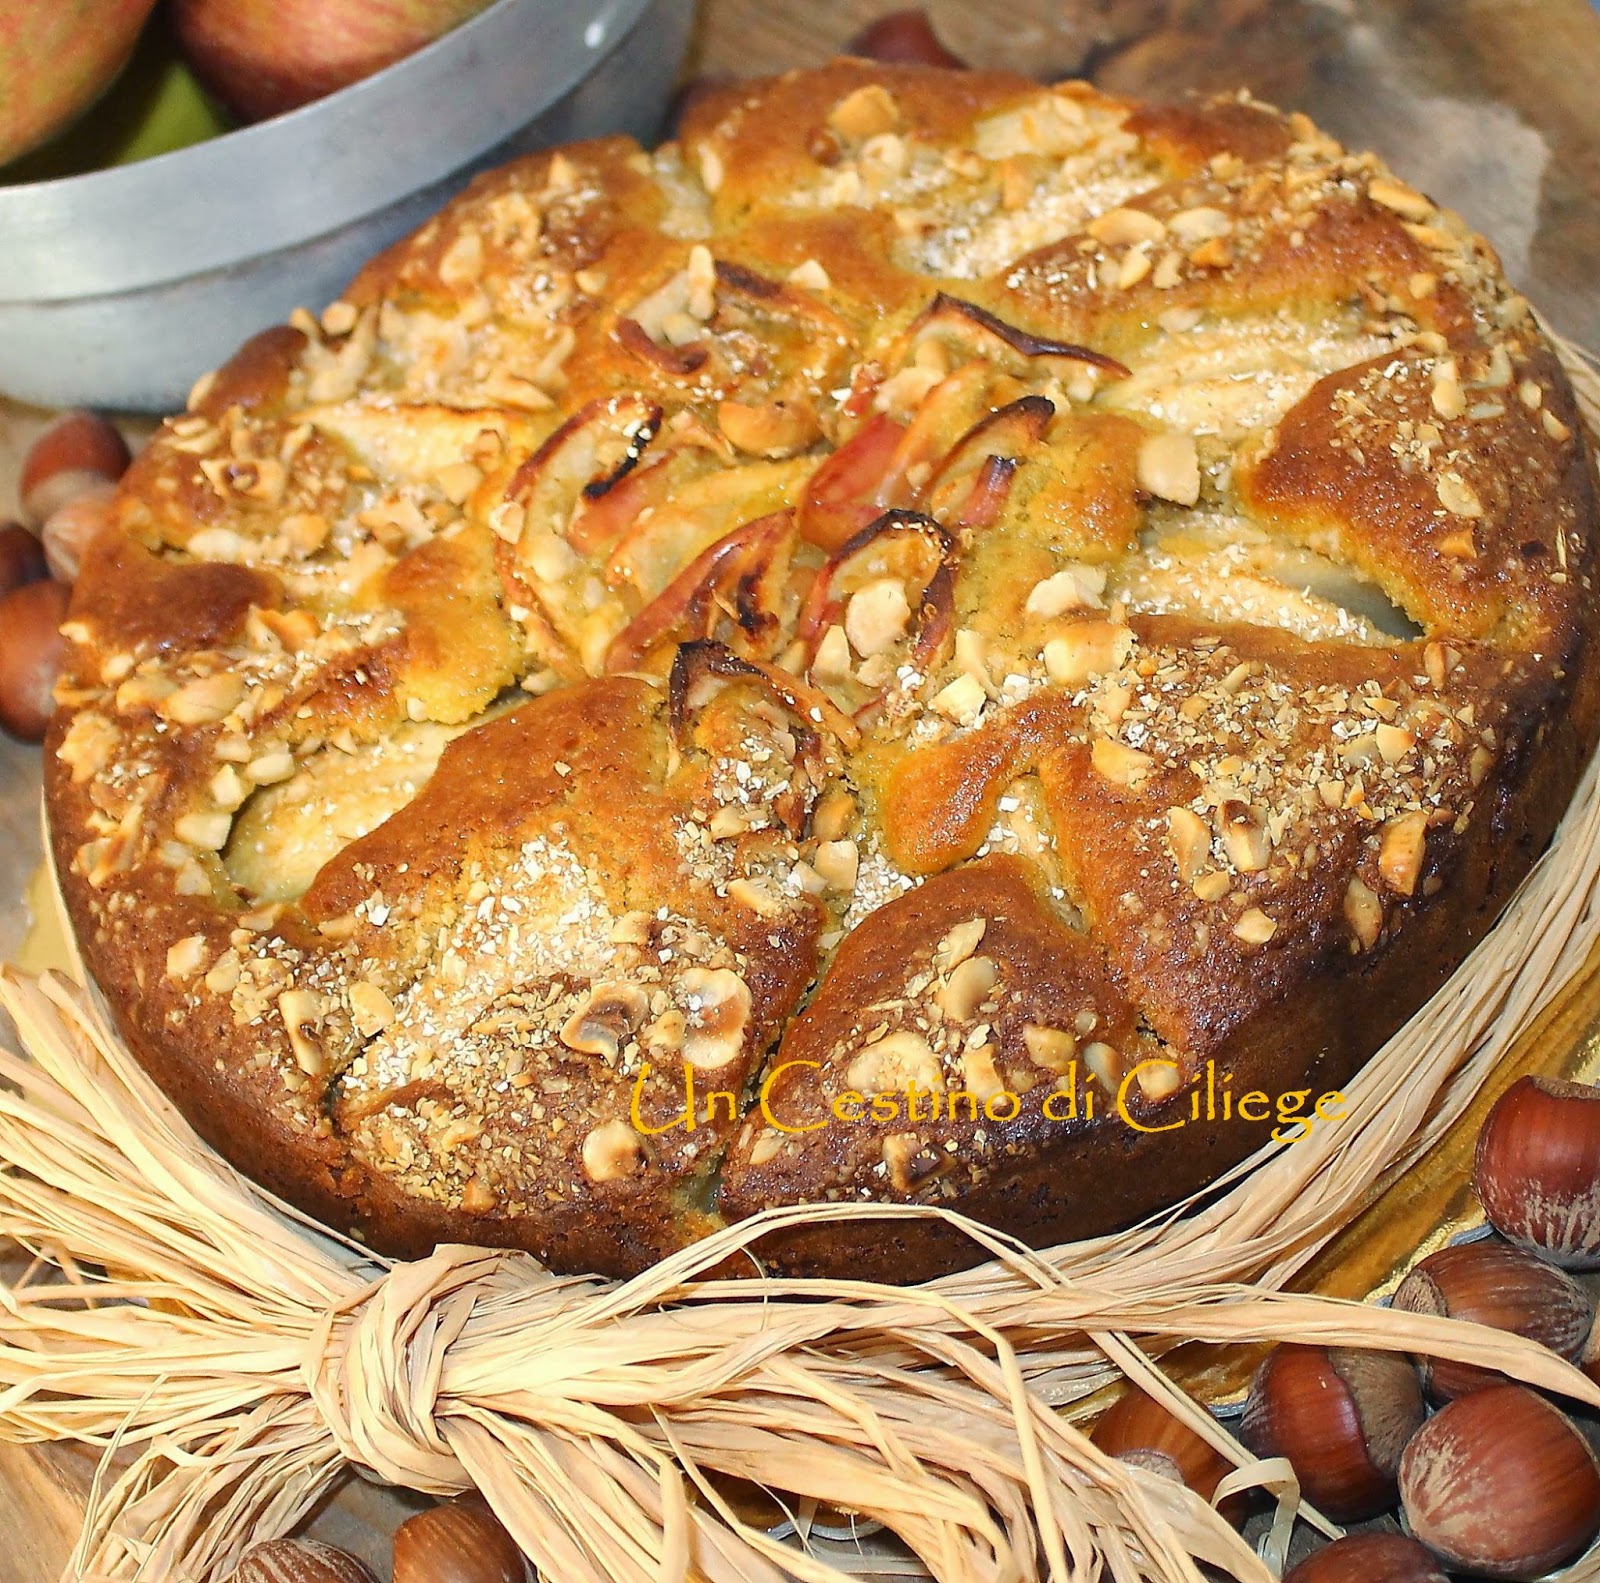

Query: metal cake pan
[[0, 0, 692, 411]]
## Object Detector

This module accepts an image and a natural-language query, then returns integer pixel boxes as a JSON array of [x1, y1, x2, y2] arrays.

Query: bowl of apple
[[0, 0, 693, 411]]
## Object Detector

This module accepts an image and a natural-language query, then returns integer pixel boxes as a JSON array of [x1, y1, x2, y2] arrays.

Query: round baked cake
[[46, 63, 1600, 1281]]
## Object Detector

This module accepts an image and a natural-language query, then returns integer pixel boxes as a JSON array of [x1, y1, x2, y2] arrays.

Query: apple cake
[[45, 62, 1600, 1281]]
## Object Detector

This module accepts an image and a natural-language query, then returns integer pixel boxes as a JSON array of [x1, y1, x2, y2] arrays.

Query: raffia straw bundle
[[3, 337, 1600, 1583]]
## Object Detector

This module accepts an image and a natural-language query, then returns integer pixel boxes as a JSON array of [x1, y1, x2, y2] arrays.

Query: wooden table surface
[[7, 0, 1600, 1576]]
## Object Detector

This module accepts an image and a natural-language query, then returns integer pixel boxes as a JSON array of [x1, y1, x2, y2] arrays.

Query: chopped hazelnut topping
[[1091, 737, 1153, 790], [934, 918, 986, 972], [1379, 811, 1428, 895], [1344, 877, 1383, 950], [845, 579, 912, 657], [1232, 908, 1278, 946], [582, 1119, 645, 1183], [1166, 806, 1211, 885], [1023, 1024, 1076, 1075], [847, 1029, 943, 1094], [560, 983, 650, 1060], [681, 968, 751, 1070], [936, 955, 999, 1021], [277, 990, 326, 1078], [1136, 431, 1201, 506], [829, 84, 900, 141]]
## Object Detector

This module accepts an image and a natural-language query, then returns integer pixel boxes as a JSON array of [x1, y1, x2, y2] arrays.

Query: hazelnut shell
[[1391, 1235, 1596, 1399], [392, 1498, 528, 1583], [1400, 1384, 1600, 1578], [19, 410, 130, 526], [0, 579, 70, 741], [1090, 1386, 1245, 1524], [848, 9, 967, 67], [41, 482, 117, 584], [230, 1538, 378, 1583], [0, 523, 48, 598], [1240, 1344, 1424, 1522], [1283, 1532, 1449, 1583], [1475, 1075, 1600, 1270]]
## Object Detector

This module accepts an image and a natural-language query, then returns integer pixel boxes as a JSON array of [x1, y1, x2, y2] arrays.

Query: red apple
[[172, 0, 498, 122], [0, 0, 160, 166]]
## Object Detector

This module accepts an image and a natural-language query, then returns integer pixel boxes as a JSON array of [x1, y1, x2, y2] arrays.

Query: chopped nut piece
[[829, 84, 900, 140], [1344, 877, 1383, 950], [847, 1028, 943, 1094], [1136, 1059, 1183, 1099], [1431, 360, 1465, 421], [845, 579, 912, 657], [461, 1177, 497, 1213], [1193, 870, 1232, 903], [813, 838, 860, 892], [698, 145, 724, 194], [1025, 565, 1106, 617], [1436, 472, 1483, 518], [959, 1044, 1005, 1103], [881, 1131, 924, 1192], [1216, 800, 1269, 873], [936, 955, 999, 1021], [748, 1128, 785, 1165], [1379, 811, 1428, 895], [436, 461, 482, 505], [1136, 431, 1201, 506], [812, 786, 857, 842], [727, 876, 787, 916], [1082, 1041, 1118, 1090], [561, 983, 650, 1060], [582, 1119, 644, 1183], [1091, 737, 1153, 790], [813, 623, 854, 682], [1232, 908, 1278, 945], [1088, 207, 1167, 247], [247, 749, 295, 785], [681, 967, 751, 1070], [349, 981, 396, 1037], [1368, 176, 1432, 220], [931, 671, 987, 725], [1043, 620, 1133, 688], [934, 917, 986, 972], [166, 935, 208, 980], [162, 672, 245, 727], [174, 811, 232, 851], [1167, 206, 1232, 243], [1375, 723, 1414, 765], [788, 258, 831, 291], [277, 989, 326, 1078], [1166, 806, 1211, 885], [1023, 1023, 1076, 1075]]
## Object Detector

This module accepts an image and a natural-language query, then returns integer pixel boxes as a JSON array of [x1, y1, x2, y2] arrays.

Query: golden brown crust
[[45, 66, 1600, 1280]]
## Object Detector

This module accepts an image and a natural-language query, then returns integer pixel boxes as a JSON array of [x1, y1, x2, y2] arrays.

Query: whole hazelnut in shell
[[1399, 1383, 1600, 1579], [229, 1538, 378, 1583], [392, 1497, 528, 1583], [19, 410, 130, 527], [1475, 1074, 1600, 1269], [1090, 1386, 1245, 1524], [1240, 1344, 1424, 1522], [0, 523, 48, 598], [0, 579, 70, 741], [1391, 1235, 1596, 1399], [1283, 1532, 1449, 1583]]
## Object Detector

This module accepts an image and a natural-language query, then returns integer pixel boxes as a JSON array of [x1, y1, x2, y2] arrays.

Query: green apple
[[0, 0, 161, 167], [172, 0, 498, 123]]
